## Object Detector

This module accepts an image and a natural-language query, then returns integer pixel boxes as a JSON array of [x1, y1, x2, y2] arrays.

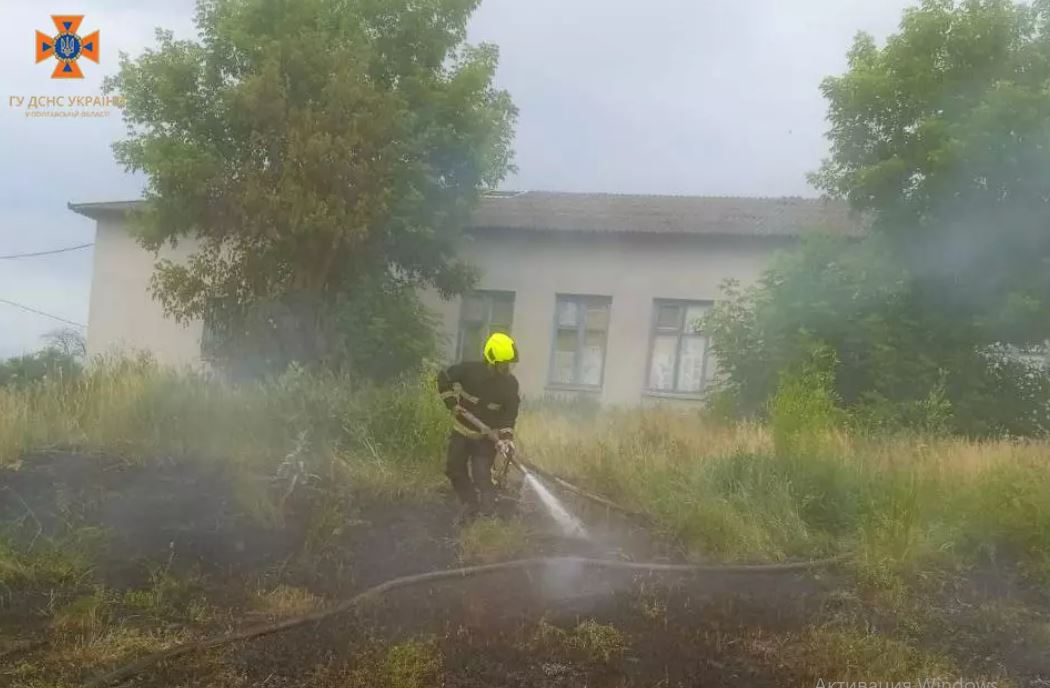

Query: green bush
[[959, 464, 1050, 576], [0, 349, 82, 388], [705, 236, 1050, 437], [768, 345, 845, 459], [344, 370, 450, 463]]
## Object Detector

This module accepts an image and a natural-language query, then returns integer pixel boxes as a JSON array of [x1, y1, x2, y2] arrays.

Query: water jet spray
[[457, 409, 590, 538]]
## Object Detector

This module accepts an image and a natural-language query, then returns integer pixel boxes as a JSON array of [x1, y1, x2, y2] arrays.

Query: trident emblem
[[57, 36, 77, 59]]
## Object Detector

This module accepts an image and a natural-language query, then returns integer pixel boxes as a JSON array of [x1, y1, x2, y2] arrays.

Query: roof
[[472, 192, 863, 238], [70, 192, 864, 238]]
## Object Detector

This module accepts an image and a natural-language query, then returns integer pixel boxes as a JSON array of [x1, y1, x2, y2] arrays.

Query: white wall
[[86, 219, 204, 368], [86, 217, 779, 401], [424, 231, 779, 405]]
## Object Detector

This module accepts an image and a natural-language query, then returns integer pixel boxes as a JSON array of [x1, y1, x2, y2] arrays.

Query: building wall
[[86, 218, 778, 401], [86, 219, 204, 367], [423, 231, 779, 405]]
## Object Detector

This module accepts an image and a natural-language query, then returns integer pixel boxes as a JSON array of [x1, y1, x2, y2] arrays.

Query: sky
[[0, 0, 915, 358]]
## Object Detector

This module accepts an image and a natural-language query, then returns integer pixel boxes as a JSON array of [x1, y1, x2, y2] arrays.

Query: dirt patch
[[3, 453, 1049, 687]]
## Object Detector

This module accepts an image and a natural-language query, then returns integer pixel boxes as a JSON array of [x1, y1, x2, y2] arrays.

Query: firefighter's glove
[[496, 438, 515, 456]]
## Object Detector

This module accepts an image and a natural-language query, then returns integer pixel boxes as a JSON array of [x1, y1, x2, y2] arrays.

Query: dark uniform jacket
[[437, 361, 520, 440]]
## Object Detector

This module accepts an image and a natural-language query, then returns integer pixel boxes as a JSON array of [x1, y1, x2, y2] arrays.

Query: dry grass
[[2, 364, 1047, 687], [252, 585, 322, 618], [519, 405, 1050, 580], [783, 625, 1014, 687], [531, 618, 628, 664], [3, 362, 1049, 580], [522, 405, 1045, 483], [457, 518, 532, 564], [378, 637, 443, 688]]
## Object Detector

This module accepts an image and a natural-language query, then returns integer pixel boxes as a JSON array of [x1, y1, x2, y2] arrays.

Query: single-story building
[[70, 192, 862, 405]]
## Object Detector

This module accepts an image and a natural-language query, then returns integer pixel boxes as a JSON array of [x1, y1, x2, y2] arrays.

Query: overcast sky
[[0, 0, 914, 358]]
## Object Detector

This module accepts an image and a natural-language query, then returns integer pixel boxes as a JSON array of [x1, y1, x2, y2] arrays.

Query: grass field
[[2, 362, 1048, 686], [4, 360, 1048, 578]]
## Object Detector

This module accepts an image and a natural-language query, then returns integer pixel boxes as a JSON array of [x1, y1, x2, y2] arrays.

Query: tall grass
[[0, 358, 444, 469], [520, 404, 1050, 577], [2, 360, 1049, 577]]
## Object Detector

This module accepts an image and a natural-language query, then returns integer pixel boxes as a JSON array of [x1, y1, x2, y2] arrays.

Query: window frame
[[455, 290, 516, 362], [644, 298, 713, 397], [547, 294, 613, 391]]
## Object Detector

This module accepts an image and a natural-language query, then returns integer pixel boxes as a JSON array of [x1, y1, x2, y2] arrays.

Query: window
[[456, 291, 514, 361], [647, 300, 712, 395], [549, 295, 611, 388]]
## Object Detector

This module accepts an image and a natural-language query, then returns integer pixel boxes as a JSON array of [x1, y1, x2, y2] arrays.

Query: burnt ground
[[1, 452, 1049, 688]]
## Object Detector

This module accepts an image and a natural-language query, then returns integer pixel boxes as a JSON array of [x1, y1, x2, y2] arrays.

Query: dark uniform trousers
[[445, 430, 497, 507]]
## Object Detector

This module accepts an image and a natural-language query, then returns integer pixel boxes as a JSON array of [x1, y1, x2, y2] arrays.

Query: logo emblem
[[36, 15, 99, 79]]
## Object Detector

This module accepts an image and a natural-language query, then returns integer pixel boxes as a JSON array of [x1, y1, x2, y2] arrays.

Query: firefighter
[[437, 332, 520, 520]]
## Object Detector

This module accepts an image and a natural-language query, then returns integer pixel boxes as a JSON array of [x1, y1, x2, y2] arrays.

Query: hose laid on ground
[[83, 552, 853, 688]]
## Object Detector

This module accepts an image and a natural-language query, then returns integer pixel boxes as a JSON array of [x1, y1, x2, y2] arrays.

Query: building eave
[[69, 192, 868, 239], [68, 200, 144, 221]]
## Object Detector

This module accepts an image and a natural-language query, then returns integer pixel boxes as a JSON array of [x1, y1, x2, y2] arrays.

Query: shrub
[[0, 349, 82, 388], [344, 370, 450, 463], [768, 345, 845, 459], [704, 235, 1050, 438]]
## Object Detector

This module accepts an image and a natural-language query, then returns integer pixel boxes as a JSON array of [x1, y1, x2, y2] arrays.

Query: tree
[[0, 329, 85, 387], [42, 327, 87, 360], [707, 0, 1050, 436], [811, 0, 1050, 346], [106, 0, 516, 373]]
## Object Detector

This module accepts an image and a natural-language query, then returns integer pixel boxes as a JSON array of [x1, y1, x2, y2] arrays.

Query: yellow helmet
[[483, 332, 519, 365]]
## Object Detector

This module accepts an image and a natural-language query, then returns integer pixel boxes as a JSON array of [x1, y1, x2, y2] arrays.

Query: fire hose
[[81, 410, 856, 687], [84, 555, 852, 688]]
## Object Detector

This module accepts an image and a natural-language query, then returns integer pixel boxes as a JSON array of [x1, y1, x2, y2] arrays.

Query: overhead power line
[[0, 297, 86, 328], [0, 243, 94, 260]]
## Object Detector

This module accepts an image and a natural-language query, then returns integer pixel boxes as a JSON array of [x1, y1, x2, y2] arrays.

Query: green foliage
[[709, 1, 1050, 437], [201, 273, 443, 382], [106, 0, 516, 374], [121, 569, 210, 624], [330, 275, 442, 383], [0, 527, 105, 590], [705, 235, 1050, 436], [345, 371, 451, 462], [813, 0, 1050, 345], [0, 349, 81, 388], [961, 464, 1050, 576], [953, 349, 1050, 436], [704, 236, 917, 418], [0, 329, 85, 388], [769, 346, 845, 458]]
